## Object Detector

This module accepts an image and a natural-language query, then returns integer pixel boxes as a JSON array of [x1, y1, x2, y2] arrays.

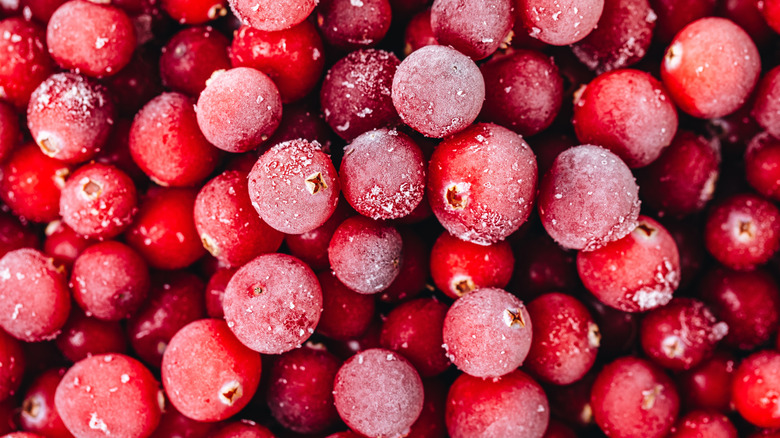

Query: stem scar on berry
[[504, 308, 526, 328], [305, 172, 327, 194], [446, 183, 468, 209], [219, 380, 243, 405]]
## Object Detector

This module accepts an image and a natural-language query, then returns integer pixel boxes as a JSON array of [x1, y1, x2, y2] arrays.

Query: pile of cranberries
[[0, 0, 780, 437]]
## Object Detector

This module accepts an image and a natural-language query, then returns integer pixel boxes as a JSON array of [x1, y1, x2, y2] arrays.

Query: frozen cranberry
[[316, 0, 391, 50], [578, 216, 680, 312], [649, 0, 715, 43], [538, 145, 640, 251], [20, 368, 71, 438], [392, 45, 484, 138], [704, 193, 780, 270], [640, 297, 727, 371], [525, 292, 600, 385], [0, 329, 23, 401], [340, 129, 426, 220], [55, 354, 162, 438], [249, 139, 341, 234], [211, 420, 275, 438], [573, 69, 677, 168], [205, 267, 236, 319], [430, 0, 512, 60], [127, 271, 206, 367], [230, 21, 324, 103], [130, 92, 221, 187], [733, 350, 780, 428], [224, 253, 322, 354], [2, 433, 47, 438], [195, 170, 284, 268], [196, 67, 282, 153], [42, 221, 93, 268], [162, 319, 261, 422], [148, 403, 216, 438], [661, 17, 760, 119], [160, 26, 231, 97], [746, 133, 780, 202], [479, 49, 563, 137], [328, 215, 403, 294], [59, 163, 137, 240], [516, 0, 604, 45], [320, 49, 400, 141], [430, 231, 514, 299], [229, 0, 316, 31], [591, 357, 680, 438], [55, 308, 128, 362], [0, 18, 55, 110], [379, 228, 430, 302], [46, 0, 135, 78], [446, 369, 549, 438], [266, 345, 341, 433], [667, 410, 737, 438], [124, 187, 206, 270], [333, 348, 424, 438], [699, 267, 780, 350], [161, 0, 227, 23], [404, 9, 438, 55], [27, 73, 115, 164], [285, 199, 353, 271], [0, 249, 69, 342], [0, 102, 19, 163], [380, 298, 450, 377], [0, 211, 39, 259], [636, 130, 720, 217], [316, 271, 376, 340], [104, 49, 164, 118], [443, 287, 531, 378], [676, 351, 735, 413], [428, 123, 536, 245], [509, 233, 578, 300]]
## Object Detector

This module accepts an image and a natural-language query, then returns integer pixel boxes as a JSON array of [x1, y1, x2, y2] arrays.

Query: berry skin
[[20, 368, 71, 438], [0, 18, 55, 110], [0, 329, 24, 401], [732, 350, 780, 428]]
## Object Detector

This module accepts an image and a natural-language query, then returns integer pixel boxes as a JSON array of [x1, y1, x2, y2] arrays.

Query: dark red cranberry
[[746, 132, 780, 201], [719, 0, 773, 46], [161, 0, 228, 24], [316, 271, 376, 341], [324, 316, 383, 360], [379, 228, 430, 303], [285, 199, 353, 271], [404, 9, 437, 55], [211, 420, 275, 438], [0, 211, 40, 259], [406, 377, 447, 438], [661, 217, 707, 290], [732, 350, 780, 428], [205, 267, 236, 319], [20, 368, 71, 438], [583, 293, 639, 357], [104, 50, 164, 118], [546, 372, 597, 428], [127, 271, 206, 367], [54, 308, 128, 362], [229, 0, 317, 31], [93, 119, 146, 184], [148, 404, 217, 438], [515, 0, 604, 45], [0, 102, 19, 163], [430, 0, 513, 60], [256, 100, 334, 156], [509, 233, 578, 301], [648, 0, 715, 43], [758, 0, 780, 32], [380, 297, 450, 377], [0, 18, 55, 110], [0, 329, 24, 401], [43, 221, 93, 269], [667, 410, 737, 438], [316, 0, 392, 50], [676, 351, 735, 413], [160, 26, 231, 97]]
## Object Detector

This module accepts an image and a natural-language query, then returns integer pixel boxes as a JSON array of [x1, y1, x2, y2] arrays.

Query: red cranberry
[[746, 132, 780, 201], [546, 372, 597, 428], [229, 0, 317, 31], [676, 351, 736, 413], [104, 49, 164, 118], [333, 348, 424, 438], [46, 0, 136, 78], [0, 329, 23, 401], [380, 297, 450, 377], [230, 21, 325, 103], [406, 377, 447, 438], [54, 308, 128, 362], [0, 102, 19, 163], [591, 356, 680, 438], [148, 404, 217, 438], [648, 0, 715, 43], [758, 0, 780, 33], [0, 211, 40, 259], [160, 26, 231, 97], [718, 0, 773, 47], [430, 231, 514, 299], [211, 420, 275, 438], [430, 0, 513, 60], [516, 0, 604, 45], [732, 350, 780, 428], [205, 267, 237, 319], [257, 100, 334, 156], [316, 0, 392, 50], [667, 410, 737, 438], [703, 193, 780, 271], [509, 233, 579, 301], [446, 369, 549, 438], [379, 228, 430, 303], [161, 0, 228, 24], [162, 319, 262, 422], [583, 293, 639, 357], [0, 249, 70, 342], [316, 271, 376, 341], [0, 18, 55, 110], [404, 9, 438, 55], [285, 199, 353, 272], [55, 354, 163, 438], [20, 368, 71, 438], [92, 119, 146, 184], [661, 17, 761, 119]]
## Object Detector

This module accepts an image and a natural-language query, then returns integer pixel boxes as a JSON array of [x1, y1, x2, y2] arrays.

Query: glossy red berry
[[161, 0, 228, 24], [0, 18, 55, 110], [20, 368, 71, 438], [316, 0, 392, 51], [380, 298, 450, 377], [676, 351, 735, 413], [667, 410, 737, 438], [732, 350, 780, 428], [745, 132, 780, 202], [316, 271, 376, 341], [54, 308, 128, 362]]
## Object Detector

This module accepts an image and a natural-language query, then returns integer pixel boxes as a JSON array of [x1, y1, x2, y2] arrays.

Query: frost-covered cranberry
[[59, 163, 137, 240], [224, 254, 322, 354], [196, 67, 282, 153], [525, 293, 600, 385], [578, 216, 680, 313], [640, 297, 727, 371], [316, 0, 392, 50], [161, 0, 228, 24], [194, 170, 284, 268], [0, 249, 70, 342], [591, 357, 680, 438], [380, 298, 450, 377], [266, 345, 341, 433], [746, 133, 780, 201], [55, 354, 162, 438], [667, 410, 737, 438], [46, 0, 135, 78], [27, 73, 115, 164], [538, 145, 640, 251], [230, 21, 324, 103], [249, 139, 341, 235], [0, 329, 23, 401], [751, 66, 780, 140], [732, 351, 780, 428], [162, 319, 262, 422], [333, 348, 424, 438], [0, 18, 55, 110], [55, 308, 128, 362], [430, 231, 514, 299], [328, 216, 403, 294], [129, 93, 221, 187], [676, 351, 735, 413], [340, 129, 426, 220], [125, 188, 206, 270], [703, 193, 780, 271], [430, 0, 513, 60], [20, 368, 70, 438], [160, 26, 231, 97], [443, 287, 532, 378], [316, 271, 376, 340], [320, 49, 400, 141], [661, 17, 760, 119], [392, 45, 484, 138], [479, 49, 563, 137], [229, 0, 317, 31], [446, 369, 549, 438], [428, 123, 537, 245], [516, 0, 604, 45], [573, 69, 677, 168]]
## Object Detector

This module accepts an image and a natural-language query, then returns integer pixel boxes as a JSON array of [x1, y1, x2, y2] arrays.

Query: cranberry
[[316, 271, 376, 341], [583, 293, 639, 358], [0, 211, 40, 259], [732, 350, 780, 428], [104, 50, 164, 118], [746, 132, 780, 201], [648, 0, 715, 43], [229, 0, 317, 31], [256, 100, 334, 156], [161, 0, 228, 24], [718, 0, 773, 46], [516, 0, 604, 46], [0, 102, 19, 163], [0, 18, 55, 110], [404, 9, 438, 55], [430, 0, 513, 60], [316, 0, 392, 50], [380, 297, 450, 377], [92, 119, 146, 184], [205, 267, 237, 319], [54, 308, 128, 362], [160, 26, 232, 97], [758, 0, 780, 33], [379, 228, 431, 303], [20, 368, 70, 438], [676, 351, 736, 413], [285, 199, 353, 272], [148, 404, 216, 438], [667, 410, 737, 438], [0, 329, 23, 401], [211, 420, 275, 438], [546, 372, 597, 428]]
